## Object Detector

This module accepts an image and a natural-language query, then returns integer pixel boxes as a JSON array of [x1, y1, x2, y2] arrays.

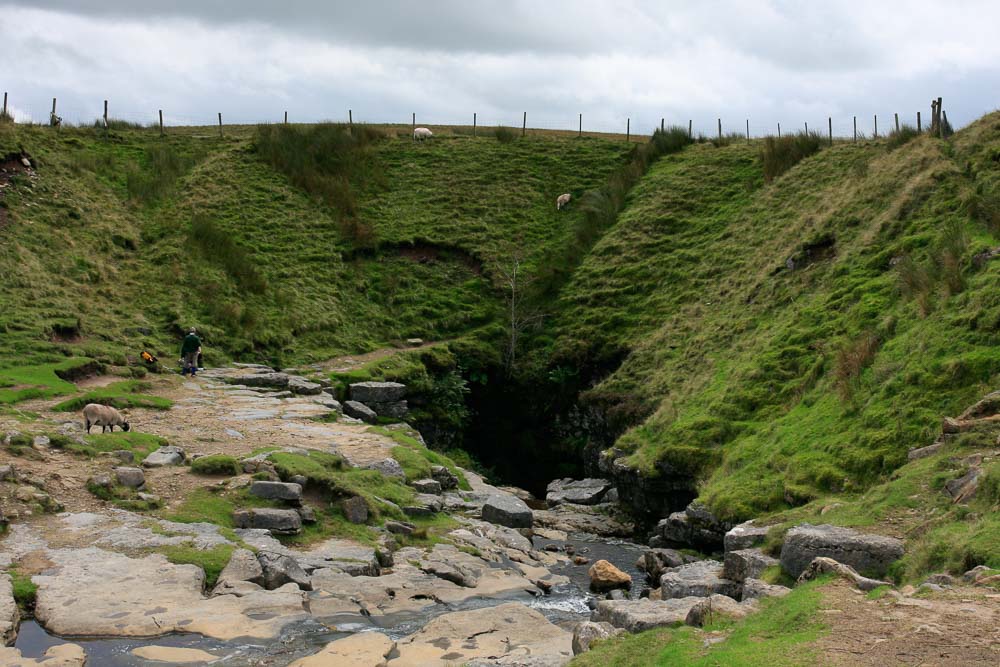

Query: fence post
[[103, 100, 108, 128], [717, 118, 721, 142], [660, 117, 664, 132], [746, 118, 750, 143], [218, 112, 223, 137], [474, 112, 477, 137], [853, 116, 857, 142], [778, 122, 781, 138], [894, 113, 899, 133], [284, 111, 287, 124], [626, 118, 630, 143], [804, 121, 808, 134], [579, 113, 582, 137], [412, 112, 415, 130], [522, 111, 526, 137], [158, 109, 163, 136], [688, 119, 692, 138], [2, 92, 6, 117], [349, 109, 353, 128], [937, 97, 943, 138], [828, 117, 832, 146], [917, 111, 921, 132], [874, 114, 877, 138]]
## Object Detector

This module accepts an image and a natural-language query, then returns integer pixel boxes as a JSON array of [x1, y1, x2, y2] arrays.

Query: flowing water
[[14, 534, 648, 665]]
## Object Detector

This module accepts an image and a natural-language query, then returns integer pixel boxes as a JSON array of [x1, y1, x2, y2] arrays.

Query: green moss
[[158, 544, 235, 589], [7, 567, 38, 611], [371, 426, 470, 490], [190, 454, 241, 476], [52, 380, 173, 412], [0, 358, 93, 404], [72, 432, 168, 462]]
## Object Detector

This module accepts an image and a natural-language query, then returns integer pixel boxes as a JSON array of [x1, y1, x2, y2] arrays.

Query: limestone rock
[[385, 520, 415, 535], [780, 524, 904, 578], [724, 521, 770, 553], [482, 492, 533, 529], [588, 559, 632, 592], [545, 478, 611, 506], [349, 381, 407, 403], [364, 458, 406, 479], [224, 372, 289, 389], [233, 508, 302, 535], [412, 478, 442, 495], [249, 480, 303, 502], [723, 548, 778, 583], [368, 400, 409, 419], [572, 620, 625, 655], [212, 548, 263, 594], [0, 644, 86, 666], [114, 466, 145, 488], [741, 578, 791, 601], [0, 573, 19, 645], [945, 468, 981, 503], [639, 548, 696, 582], [343, 400, 378, 423], [685, 594, 757, 627], [592, 597, 704, 633], [657, 502, 733, 551], [289, 632, 395, 667], [431, 465, 459, 490], [660, 560, 740, 600], [288, 376, 323, 395], [131, 646, 220, 664], [341, 496, 369, 524], [257, 551, 312, 591], [142, 445, 185, 468], [796, 556, 891, 591]]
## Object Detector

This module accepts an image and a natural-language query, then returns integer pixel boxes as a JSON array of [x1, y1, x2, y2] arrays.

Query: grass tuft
[[190, 454, 241, 476], [760, 132, 824, 182]]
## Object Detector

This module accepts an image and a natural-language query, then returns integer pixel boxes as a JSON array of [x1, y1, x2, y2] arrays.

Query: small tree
[[492, 245, 543, 374]]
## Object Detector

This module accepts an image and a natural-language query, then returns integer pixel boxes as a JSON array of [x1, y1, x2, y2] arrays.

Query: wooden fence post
[[688, 119, 692, 138], [474, 112, 477, 137], [349, 109, 353, 127], [937, 97, 944, 138], [1, 92, 6, 117], [717, 118, 721, 142], [579, 113, 582, 137], [660, 117, 664, 132], [412, 112, 415, 130], [778, 122, 781, 138], [746, 118, 750, 143], [103, 100, 108, 128], [853, 116, 857, 142], [828, 117, 833, 146], [159, 109, 164, 136], [218, 112, 223, 137], [917, 111, 921, 132], [522, 111, 526, 137], [284, 111, 287, 124], [874, 114, 877, 138], [626, 118, 630, 143], [805, 121, 808, 134], [894, 113, 899, 133]]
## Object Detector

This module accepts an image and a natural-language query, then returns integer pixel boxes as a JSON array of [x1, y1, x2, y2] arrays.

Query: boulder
[[212, 548, 263, 594], [481, 493, 533, 529], [343, 400, 378, 424], [349, 381, 407, 403], [142, 446, 185, 468], [411, 478, 442, 495], [403, 494, 443, 517], [233, 508, 302, 535], [685, 594, 757, 627], [796, 556, 891, 592], [724, 521, 770, 553], [430, 465, 459, 490], [657, 502, 733, 551], [592, 597, 704, 633], [572, 621, 625, 655], [87, 473, 112, 489], [257, 552, 312, 591], [368, 400, 409, 419], [287, 376, 322, 396], [945, 468, 981, 503], [224, 372, 289, 389], [288, 632, 395, 667], [113, 450, 135, 464], [639, 548, 696, 582], [114, 467, 145, 488], [296, 506, 317, 523], [659, 560, 740, 600], [249, 480, 303, 502], [740, 578, 791, 601], [341, 496, 369, 524], [588, 559, 632, 592], [364, 458, 406, 479], [780, 524, 904, 578], [385, 520, 415, 536], [546, 478, 612, 506], [722, 548, 778, 583]]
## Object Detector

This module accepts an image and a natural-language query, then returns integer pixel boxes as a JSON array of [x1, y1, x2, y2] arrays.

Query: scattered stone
[[130, 646, 219, 664], [572, 621, 625, 655], [385, 520, 415, 536], [740, 578, 791, 601], [945, 468, 981, 503], [296, 506, 317, 523], [589, 559, 632, 592], [113, 450, 135, 464], [288, 376, 323, 395], [341, 496, 369, 524], [660, 560, 740, 600], [349, 381, 407, 403], [364, 458, 406, 479], [87, 473, 112, 489], [257, 551, 312, 591], [430, 465, 459, 490], [546, 478, 611, 506], [137, 492, 160, 504], [780, 524, 904, 578], [212, 549, 264, 595], [142, 446, 185, 468], [224, 428, 245, 439], [958, 389, 1000, 420], [908, 441, 943, 461], [114, 467, 145, 489], [606, 588, 628, 601], [0, 465, 16, 482], [233, 508, 302, 535], [796, 556, 891, 592], [406, 338, 424, 346], [573, 556, 590, 566], [411, 478, 442, 495], [724, 521, 770, 553], [481, 493, 533, 529], [962, 565, 993, 583], [288, 632, 395, 667], [32, 435, 50, 450], [685, 594, 757, 627], [723, 548, 778, 583], [592, 597, 704, 633], [249, 480, 303, 502], [923, 573, 954, 587], [343, 400, 378, 423], [403, 493, 443, 517]]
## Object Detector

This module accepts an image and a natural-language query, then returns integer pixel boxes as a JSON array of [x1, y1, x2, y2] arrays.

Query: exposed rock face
[[404, 493, 443, 517], [431, 465, 459, 490], [740, 578, 791, 601], [349, 382, 407, 403], [656, 502, 733, 551], [0, 644, 86, 666], [638, 548, 697, 582], [592, 597, 704, 633], [588, 559, 632, 592], [364, 458, 406, 479], [545, 478, 611, 506], [684, 594, 757, 627], [780, 524, 904, 578], [724, 521, 770, 553], [0, 573, 18, 645], [212, 548, 264, 595], [130, 646, 220, 664], [142, 446, 185, 468], [288, 632, 395, 667], [533, 503, 633, 537], [481, 493, 533, 528], [287, 376, 323, 395], [341, 496, 369, 524], [233, 508, 302, 535], [224, 372, 289, 389], [412, 478, 443, 495], [572, 621, 625, 655], [343, 400, 378, 423], [249, 480, 303, 502], [598, 451, 696, 522], [796, 556, 891, 591], [659, 560, 740, 600], [114, 467, 145, 488], [257, 551, 312, 591], [723, 548, 778, 583], [945, 468, 981, 503], [368, 400, 409, 419]]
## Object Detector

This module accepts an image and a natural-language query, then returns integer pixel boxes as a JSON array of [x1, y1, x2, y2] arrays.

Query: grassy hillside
[[548, 114, 1000, 522]]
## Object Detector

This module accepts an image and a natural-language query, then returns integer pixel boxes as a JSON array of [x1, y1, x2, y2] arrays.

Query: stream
[[14, 534, 648, 665]]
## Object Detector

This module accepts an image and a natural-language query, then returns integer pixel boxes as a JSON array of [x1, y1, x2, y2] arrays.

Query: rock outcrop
[[546, 478, 611, 506], [659, 560, 740, 600], [780, 524, 904, 578], [592, 597, 704, 633], [572, 621, 625, 655], [481, 492, 533, 529]]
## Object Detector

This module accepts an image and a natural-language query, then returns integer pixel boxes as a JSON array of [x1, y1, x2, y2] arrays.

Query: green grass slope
[[550, 114, 1000, 521]]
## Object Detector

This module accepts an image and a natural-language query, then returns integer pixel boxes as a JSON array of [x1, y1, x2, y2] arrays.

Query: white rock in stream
[[0, 644, 86, 666]]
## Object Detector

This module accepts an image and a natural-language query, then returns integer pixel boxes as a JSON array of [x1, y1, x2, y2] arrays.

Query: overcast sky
[[2, 1, 998, 135]]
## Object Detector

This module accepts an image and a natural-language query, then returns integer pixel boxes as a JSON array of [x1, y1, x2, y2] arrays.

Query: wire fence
[[1, 90, 948, 143]]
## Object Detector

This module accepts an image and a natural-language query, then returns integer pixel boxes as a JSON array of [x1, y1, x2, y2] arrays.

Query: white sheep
[[82, 403, 131, 433], [556, 193, 572, 210], [413, 127, 434, 141]]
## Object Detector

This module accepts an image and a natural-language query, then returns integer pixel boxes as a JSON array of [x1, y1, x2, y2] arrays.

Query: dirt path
[[814, 580, 1000, 665]]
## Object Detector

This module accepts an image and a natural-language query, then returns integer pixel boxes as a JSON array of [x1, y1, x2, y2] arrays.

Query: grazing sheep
[[82, 403, 131, 433], [413, 127, 434, 141], [556, 193, 572, 210]]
